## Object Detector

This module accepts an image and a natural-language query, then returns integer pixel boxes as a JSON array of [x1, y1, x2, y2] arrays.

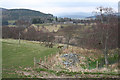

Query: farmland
[[2, 39, 59, 78], [2, 39, 119, 78]]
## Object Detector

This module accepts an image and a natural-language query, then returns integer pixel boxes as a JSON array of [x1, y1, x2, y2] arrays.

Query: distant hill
[[86, 13, 120, 19], [1, 8, 53, 21], [56, 12, 93, 19], [0, 8, 8, 11], [86, 16, 96, 19]]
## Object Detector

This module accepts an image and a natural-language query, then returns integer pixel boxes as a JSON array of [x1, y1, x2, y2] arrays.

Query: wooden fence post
[[87, 62, 89, 69], [72, 47, 74, 53], [39, 58, 42, 63], [96, 61, 98, 69], [34, 57, 36, 68], [50, 54, 52, 57], [44, 56, 47, 65]]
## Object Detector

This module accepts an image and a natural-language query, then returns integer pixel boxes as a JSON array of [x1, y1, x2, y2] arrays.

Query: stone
[[61, 53, 80, 67]]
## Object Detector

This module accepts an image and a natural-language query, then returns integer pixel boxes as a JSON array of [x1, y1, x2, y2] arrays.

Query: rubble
[[61, 53, 80, 67]]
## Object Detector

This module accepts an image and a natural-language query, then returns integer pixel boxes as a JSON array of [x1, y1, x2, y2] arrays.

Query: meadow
[[2, 39, 59, 78]]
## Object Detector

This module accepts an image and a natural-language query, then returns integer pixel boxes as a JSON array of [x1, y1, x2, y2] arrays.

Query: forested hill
[[1, 8, 53, 21]]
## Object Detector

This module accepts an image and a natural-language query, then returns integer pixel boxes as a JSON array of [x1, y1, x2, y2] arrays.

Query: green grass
[[2, 39, 59, 78], [2, 39, 119, 78], [87, 53, 119, 69]]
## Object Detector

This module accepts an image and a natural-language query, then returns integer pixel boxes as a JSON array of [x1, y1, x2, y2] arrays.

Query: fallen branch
[[36, 62, 49, 69]]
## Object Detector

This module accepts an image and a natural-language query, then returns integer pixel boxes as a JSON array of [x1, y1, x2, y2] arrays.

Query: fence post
[[50, 54, 52, 57], [39, 58, 42, 63], [44, 56, 47, 65], [72, 47, 74, 53], [34, 57, 36, 68], [96, 61, 98, 69], [87, 62, 89, 69]]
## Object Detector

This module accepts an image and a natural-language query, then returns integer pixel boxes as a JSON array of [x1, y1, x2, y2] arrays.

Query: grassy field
[[2, 39, 59, 78], [2, 39, 119, 78]]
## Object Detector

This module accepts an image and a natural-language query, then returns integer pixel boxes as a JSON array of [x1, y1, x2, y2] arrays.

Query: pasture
[[2, 39, 119, 78], [2, 39, 59, 77]]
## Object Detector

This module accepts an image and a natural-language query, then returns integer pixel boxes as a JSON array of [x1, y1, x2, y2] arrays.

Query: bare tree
[[95, 7, 118, 67], [16, 20, 31, 44], [58, 26, 77, 48]]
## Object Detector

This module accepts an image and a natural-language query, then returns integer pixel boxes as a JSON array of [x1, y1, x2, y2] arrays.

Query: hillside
[[1, 8, 53, 21]]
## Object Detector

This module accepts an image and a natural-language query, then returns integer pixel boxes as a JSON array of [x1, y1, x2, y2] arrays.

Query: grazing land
[[2, 39, 59, 78], [2, 39, 119, 78]]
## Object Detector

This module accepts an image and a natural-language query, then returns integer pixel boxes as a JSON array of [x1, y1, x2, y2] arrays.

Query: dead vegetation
[[15, 47, 119, 78]]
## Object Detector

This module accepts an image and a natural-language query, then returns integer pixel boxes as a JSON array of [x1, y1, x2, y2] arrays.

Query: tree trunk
[[104, 35, 108, 67]]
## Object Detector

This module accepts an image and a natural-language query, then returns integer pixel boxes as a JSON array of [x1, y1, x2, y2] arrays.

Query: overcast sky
[[0, 0, 119, 16]]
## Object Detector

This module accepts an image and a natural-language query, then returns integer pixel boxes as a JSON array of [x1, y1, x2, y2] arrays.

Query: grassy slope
[[2, 39, 119, 78], [2, 39, 59, 78]]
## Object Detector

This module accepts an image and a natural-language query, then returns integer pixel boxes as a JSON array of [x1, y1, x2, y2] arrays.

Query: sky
[[0, 0, 119, 16]]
